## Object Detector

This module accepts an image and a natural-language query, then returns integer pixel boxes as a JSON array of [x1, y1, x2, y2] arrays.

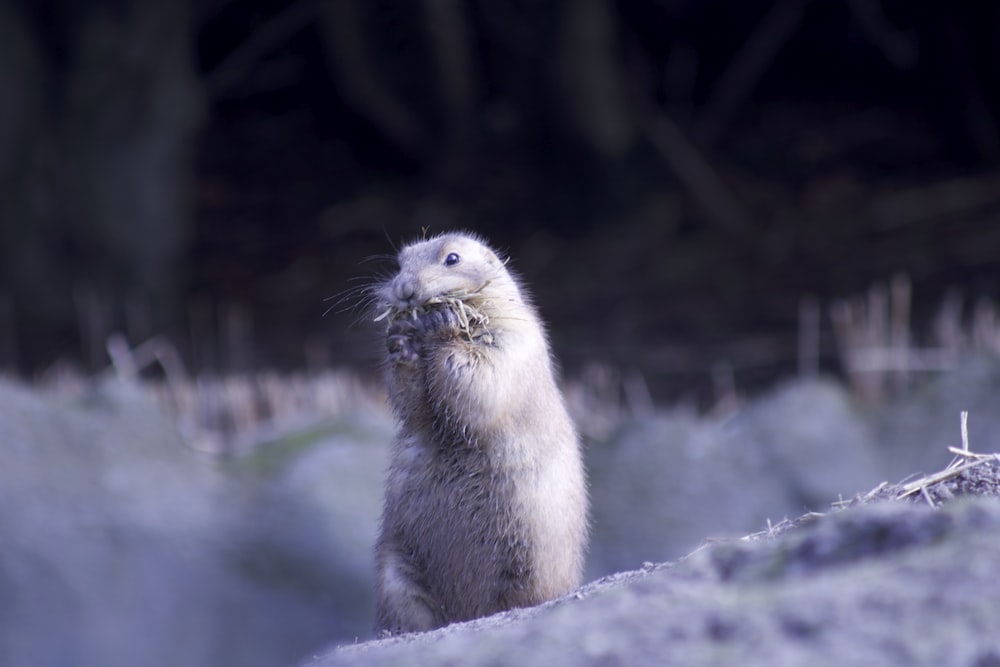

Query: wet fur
[[373, 232, 588, 634]]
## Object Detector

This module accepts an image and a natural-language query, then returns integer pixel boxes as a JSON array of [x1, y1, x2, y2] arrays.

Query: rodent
[[372, 231, 588, 634]]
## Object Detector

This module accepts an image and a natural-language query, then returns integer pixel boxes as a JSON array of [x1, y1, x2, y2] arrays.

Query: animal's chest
[[404, 445, 517, 545]]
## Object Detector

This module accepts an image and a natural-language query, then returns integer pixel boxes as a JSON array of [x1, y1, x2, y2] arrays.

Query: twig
[[107, 333, 188, 386], [961, 410, 969, 453], [222, 301, 252, 374], [919, 485, 936, 508], [74, 285, 112, 371], [946, 447, 1000, 463], [889, 274, 911, 390], [623, 369, 654, 418], [710, 360, 739, 414], [896, 459, 987, 499]]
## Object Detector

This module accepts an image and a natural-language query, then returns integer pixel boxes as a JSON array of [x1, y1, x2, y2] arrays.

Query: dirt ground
[[305, 458, 1000, 667]]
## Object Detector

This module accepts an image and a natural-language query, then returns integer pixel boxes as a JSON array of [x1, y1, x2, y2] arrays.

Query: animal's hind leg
[[374, 550, 439, 634]]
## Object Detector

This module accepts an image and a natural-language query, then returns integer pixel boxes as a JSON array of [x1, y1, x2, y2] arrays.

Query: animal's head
[[381, 232, 511, 310]]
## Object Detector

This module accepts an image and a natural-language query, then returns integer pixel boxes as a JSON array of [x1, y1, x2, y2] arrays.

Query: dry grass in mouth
[[374, 293, 491, 341]]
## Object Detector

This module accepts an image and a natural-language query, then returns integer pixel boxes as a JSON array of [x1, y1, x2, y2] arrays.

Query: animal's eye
[[444, 252, 460, 267]]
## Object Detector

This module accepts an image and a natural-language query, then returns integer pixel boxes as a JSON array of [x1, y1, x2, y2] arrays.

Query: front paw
[[386, 332, 419, 363], [386, 318, 419, 363], [415, 306, 462, 338]]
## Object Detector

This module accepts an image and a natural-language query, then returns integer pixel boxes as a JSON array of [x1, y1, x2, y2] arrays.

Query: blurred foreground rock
[[872, 355, 1000, 478], [587, 378, 887, 577], [0, 379, 391, 667]]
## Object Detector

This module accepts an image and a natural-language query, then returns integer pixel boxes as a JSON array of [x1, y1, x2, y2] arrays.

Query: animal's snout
[[392, 276, 417, 307]]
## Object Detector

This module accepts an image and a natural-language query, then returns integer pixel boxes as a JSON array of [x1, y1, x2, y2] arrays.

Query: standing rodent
[[372, 231, 588, 634]]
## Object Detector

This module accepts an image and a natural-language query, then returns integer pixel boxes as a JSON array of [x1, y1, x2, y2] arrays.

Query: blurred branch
[[554, 0, 635, 159], [866, 172, 1000, 228], [74, 285, 113, 371], [106, 333, 188, 387], [0, 292, 17, 374], [664, 42, 698, 123], [473, 0, 537, 61], [798, 296, 820, 378], [846, 0, 917, 69], [194, 0, 240, 24], [423, 0, 476, 157], [642, 112, 752, 237], [318, 0, 427, 156], [696, 0, 810, 146], [205, 0, 317, 100], [945, 13, 1000, 163], [622, 18, 752, 237]]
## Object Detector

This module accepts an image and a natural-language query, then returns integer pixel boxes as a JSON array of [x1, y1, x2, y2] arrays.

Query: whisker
[[381, 227, 399, 255], [322, 275, 390, 319], [361, 252, 396, 265]]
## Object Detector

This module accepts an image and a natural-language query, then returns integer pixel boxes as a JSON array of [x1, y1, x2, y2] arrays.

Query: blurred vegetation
[[2, 0, 1000, 402]]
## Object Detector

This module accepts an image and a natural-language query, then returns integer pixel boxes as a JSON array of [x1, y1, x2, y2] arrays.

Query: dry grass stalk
[[830, 275, 1000, 402], [895, 411, 1000, 506], [827, 411, 1000, 515], [797, 296, 820, 378], [104, 332, 388, 455]]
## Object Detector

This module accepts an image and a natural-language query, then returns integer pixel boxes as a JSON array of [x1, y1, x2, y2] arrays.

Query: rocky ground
[[309, 472, 1000, 667]]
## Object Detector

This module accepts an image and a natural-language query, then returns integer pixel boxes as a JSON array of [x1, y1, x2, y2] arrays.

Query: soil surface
[[305, 458, 1000, 667]]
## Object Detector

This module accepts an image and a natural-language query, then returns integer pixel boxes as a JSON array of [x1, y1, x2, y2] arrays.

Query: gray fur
[[373, 232, 588, 634]]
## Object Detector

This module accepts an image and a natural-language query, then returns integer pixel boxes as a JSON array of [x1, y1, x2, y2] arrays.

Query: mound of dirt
[[305, 457, 1000, 667]]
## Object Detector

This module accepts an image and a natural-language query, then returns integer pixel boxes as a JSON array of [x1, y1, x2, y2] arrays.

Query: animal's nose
[[393, 277, 416, 305]]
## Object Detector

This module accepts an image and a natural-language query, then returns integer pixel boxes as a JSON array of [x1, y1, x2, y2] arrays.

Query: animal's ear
[[484, 246, 503, 267]]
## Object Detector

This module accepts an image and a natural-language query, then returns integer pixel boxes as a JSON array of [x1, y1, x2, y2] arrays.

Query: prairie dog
[[373, 231, 587, 634]]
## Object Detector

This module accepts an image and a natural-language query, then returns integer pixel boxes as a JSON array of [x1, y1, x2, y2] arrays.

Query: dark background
[[2, 0, 1000, 403]]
